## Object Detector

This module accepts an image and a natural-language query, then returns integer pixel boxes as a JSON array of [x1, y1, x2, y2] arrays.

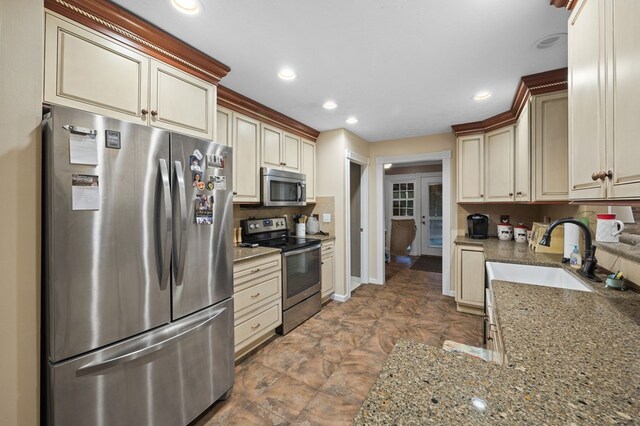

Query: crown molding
[[451, 67, 567, 136], [44, 0, 230, 85], [218, 86, 320, 141]]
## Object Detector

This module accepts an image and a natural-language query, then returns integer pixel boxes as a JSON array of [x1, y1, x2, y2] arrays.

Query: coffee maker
[[467, 213, 489, 239]]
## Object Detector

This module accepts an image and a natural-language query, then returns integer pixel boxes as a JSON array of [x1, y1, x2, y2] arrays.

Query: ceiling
[[111, 0, 570, 142]]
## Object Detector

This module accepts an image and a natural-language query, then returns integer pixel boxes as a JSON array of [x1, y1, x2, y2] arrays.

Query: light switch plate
[[322, 213, 331, 223]]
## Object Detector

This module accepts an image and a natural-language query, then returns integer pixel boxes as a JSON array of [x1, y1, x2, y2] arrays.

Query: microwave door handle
[[157, 159, 172, 290], [173, 161, 188, 286], [297, 183, 302, 202]]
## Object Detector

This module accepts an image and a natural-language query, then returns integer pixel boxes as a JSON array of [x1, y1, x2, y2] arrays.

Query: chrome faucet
[[539, 218, 601, 281]]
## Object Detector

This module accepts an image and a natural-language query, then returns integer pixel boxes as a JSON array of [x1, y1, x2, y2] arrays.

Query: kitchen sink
[[486, 262, 593, 292]]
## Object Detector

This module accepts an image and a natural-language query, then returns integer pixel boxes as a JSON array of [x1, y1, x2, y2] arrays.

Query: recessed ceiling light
[[278, 68, 297, 81], [323, 101, 338, 110], [384, 163, 393, 170], [170, 0, 201, 15], [534, 33, 566, 50], [473, 91, 492, 101], [345, 117, 358, 124]]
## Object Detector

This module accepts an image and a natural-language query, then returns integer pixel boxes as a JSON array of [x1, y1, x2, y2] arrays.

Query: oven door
[[262, 174, 306, 206], [282, 245, 321, 309]]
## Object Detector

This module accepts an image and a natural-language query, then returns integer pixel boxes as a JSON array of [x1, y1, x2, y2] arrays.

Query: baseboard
[[447, 290, 455, 297], [368, 278, 383, 285], [331, 293, 350, 303]]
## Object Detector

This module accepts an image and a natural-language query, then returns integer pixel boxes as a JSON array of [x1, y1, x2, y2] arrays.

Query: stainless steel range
[[241, 217, 321, 334]]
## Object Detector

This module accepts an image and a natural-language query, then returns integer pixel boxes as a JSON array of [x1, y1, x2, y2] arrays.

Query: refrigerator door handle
[[76, 306, 227, 375], [173, 161, 188, 286], [158, 159, 172, 290]]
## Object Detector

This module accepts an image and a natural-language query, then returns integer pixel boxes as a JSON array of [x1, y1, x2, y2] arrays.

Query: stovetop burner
[[240, 217, 320, 253]]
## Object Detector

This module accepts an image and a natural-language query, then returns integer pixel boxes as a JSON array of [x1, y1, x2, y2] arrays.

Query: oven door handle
[[284, 244, 321, 257]]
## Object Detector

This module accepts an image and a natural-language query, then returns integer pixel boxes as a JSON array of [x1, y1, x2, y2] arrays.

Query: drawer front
[[321, 241, 335, 255], [235, 303, 281, 347], [234, 272, 280, 315], [234, 254, 281, 287]]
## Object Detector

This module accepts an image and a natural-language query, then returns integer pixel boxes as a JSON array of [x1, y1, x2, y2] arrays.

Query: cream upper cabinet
[[261, 124, 284, 169], [514, 102, 531, 202], [44, 12, 148, 123], [45, 12, 216, 140], [457, 134, 485, 203], [568, 0, 608, 199], [282, 133, 301, 172], [301, 139, 316, 202], [216, 106, 233, 146], [149, 60, 215, 140], [454, 244, 484, 316], [606, 0, 640, 199], [232, 113, 261, 202], [532, 91, 569, 201], [484, 126, 515, 202]]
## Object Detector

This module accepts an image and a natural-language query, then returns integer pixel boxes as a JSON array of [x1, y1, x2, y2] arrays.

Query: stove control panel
[[243, 217, 287, 234]]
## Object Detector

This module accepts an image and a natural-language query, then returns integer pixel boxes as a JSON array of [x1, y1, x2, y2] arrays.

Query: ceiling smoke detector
[[534, 33, 566, 49], [170, 0, 201, 15]]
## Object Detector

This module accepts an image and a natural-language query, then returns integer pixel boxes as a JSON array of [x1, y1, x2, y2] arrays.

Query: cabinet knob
[[480, 194, 484, 198], [150, 110, 158, 117], [509, 192, 514, 197], [604, 170, 613, 179], [141, 108, 148, 115], [516, 191, 522, 196], [233, 191, 238, 195], [592, 172, 600, 181]]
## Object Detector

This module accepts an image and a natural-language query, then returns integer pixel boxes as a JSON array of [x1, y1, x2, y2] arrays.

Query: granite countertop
[[307, 233, 335, 242], [455, 236, 563, 266], [232, 246, 281, 263], [356, 241, 640, 424]]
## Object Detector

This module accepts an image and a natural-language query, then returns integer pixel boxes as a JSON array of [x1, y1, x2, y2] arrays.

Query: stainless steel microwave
[[261, 167, 306, 207]]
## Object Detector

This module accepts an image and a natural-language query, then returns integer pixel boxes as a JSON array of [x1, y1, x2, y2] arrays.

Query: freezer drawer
[[47, 299, 234, 426]]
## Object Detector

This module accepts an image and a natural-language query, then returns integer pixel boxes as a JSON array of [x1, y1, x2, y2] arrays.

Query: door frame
[[420, 175, 444, 257], [374, 150, 453, 296], [343, 149, 369, 301]]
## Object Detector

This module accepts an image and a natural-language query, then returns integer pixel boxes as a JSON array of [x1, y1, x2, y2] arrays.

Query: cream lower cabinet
[[532, 91, 569, 201], [216, 106, 233, 146], [454, 244, 485, 316], [321, 241, 335, 299], [44, 11, 216, 140], [484, 126, 515, 202], [457, 134, 485, 202], [301, 139, 316, 202], [233, 254, 282, 358], [232, 112, 261, 202], [569, 0, 640, 200]]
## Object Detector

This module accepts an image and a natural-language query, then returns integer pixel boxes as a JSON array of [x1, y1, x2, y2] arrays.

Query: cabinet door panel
[[457, 135, 484, 202], [44, 13, 148, 123], [216, 107, 233, 146], [150, 60, 215, 139], [484, 127, 515, 202], [261, 124, 283, 168], [533, 92, 569, 201], [283, 133, 301, 172], [607, 0, 640, 199], [321, 254, 335, 298], [568, 0, 607, 199], [232, 113, 261, 202], [460, 249, 484, 305], [515, 102, 531, 201], [301, 140, 316, 202]]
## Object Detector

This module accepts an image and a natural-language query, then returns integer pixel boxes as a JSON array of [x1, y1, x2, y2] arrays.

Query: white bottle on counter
[[569, 245, 582, 268]]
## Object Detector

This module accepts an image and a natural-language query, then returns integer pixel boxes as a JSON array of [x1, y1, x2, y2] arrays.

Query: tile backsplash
[[232, 196, 335, 236]]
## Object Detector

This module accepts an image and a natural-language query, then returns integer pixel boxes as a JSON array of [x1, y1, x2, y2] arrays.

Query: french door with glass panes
[[420, 177, 443, 256], [387, 178, 418, 255]]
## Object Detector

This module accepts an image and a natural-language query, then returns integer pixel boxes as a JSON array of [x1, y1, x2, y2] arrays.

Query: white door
[[420, 177, 443, 257], [386, 177, 419, 256]]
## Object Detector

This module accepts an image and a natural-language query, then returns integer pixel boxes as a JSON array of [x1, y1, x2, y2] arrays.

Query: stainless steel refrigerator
[[43, 105, 234, 426]]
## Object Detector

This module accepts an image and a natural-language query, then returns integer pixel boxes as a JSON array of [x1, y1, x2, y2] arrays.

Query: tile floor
[[193, 268, 483, 426]]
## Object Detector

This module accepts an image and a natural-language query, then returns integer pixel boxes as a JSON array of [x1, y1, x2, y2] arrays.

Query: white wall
[[0, 0, 43, 424], [316, 129, 369, 298]]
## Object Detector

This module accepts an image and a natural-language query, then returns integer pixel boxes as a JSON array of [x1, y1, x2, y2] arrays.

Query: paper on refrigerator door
[[71, 174, 100, 211], [69, 133, 98, 165]]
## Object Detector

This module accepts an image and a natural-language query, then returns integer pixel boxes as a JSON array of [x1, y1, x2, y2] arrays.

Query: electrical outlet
[[322, 213, 331, 223]]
